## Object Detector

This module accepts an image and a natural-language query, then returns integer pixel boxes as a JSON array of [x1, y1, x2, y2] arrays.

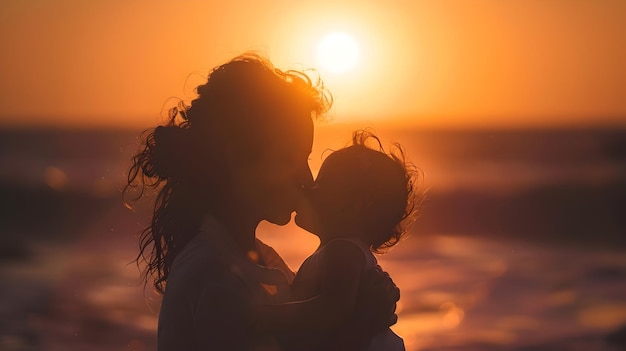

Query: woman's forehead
[[278, 114, 314, 147], [261, 116, 313, 159]]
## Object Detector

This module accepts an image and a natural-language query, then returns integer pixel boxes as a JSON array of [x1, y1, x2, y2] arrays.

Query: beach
[[1, 126, 624, 350]]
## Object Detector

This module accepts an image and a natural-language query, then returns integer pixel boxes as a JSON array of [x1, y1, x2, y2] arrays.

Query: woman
[[125, 53, 398, 350]]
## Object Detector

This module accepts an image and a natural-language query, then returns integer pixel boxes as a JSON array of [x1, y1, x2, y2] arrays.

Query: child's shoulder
[[322, 238, 378, 269], [326, 237, 369, 253]]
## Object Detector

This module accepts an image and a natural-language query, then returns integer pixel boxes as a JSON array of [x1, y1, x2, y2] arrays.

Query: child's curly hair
[[332, 130, 423, 253]]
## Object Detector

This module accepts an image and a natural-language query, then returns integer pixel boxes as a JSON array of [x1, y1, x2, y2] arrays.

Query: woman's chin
[[293, 213, 306, 228]]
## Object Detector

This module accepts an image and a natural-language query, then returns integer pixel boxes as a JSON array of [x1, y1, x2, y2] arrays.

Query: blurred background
[[0, 1, 624, 350]]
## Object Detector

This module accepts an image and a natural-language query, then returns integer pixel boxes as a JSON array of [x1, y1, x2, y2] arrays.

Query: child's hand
[[357, 265, 400, 331]]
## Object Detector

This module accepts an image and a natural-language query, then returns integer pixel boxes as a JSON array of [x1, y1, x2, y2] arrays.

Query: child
[[252, 130, 420, 351]]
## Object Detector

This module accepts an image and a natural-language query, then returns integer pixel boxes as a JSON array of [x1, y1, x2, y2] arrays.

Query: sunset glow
[[1, 2, 626, 351], [0, 1, 623, 128], [316, 32, 360, 74]]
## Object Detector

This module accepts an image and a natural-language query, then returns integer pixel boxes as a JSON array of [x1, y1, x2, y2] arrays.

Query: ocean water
[[0, 126, 624, 350]]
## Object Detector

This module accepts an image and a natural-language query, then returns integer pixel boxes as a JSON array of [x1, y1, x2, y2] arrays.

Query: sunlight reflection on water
[[1, 127, 625, 350], [254, 220, 626, 350], [1, 210, 624, 350]]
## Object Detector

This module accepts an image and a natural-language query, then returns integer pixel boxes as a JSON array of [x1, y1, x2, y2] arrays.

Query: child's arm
[[251, 240, 365, 333]]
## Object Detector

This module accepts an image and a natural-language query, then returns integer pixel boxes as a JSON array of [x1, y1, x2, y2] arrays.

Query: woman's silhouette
[[125, 53, 398, 350]]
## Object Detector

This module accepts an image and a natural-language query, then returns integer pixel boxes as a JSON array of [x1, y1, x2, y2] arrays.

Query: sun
[[316, 32, 360, 74]]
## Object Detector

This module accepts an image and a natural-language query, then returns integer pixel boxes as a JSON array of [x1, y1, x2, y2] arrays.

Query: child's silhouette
[[253, 130, 420, 350]]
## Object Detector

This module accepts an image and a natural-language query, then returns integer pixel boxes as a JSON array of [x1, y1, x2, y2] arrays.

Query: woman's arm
[[251, 240, 365, 333]]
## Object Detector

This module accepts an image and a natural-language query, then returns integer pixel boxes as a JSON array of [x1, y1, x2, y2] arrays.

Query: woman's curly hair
[[124, 53, 332, 293]]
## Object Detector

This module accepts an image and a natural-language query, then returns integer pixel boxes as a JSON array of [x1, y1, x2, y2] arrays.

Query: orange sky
[[0, 0, 624, 129]]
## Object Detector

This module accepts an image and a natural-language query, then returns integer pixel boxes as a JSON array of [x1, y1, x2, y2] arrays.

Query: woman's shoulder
[[168, 231, 240, 288]]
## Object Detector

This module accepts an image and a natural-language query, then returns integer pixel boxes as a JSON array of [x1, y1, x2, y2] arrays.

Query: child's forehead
[[318, 146, 380, 177], [325, 146, 385, 167], [319, 145, 406, 188], [320, 146, 361, 168]]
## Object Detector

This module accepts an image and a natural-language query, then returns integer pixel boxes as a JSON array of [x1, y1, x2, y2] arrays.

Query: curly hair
[[327, 130, 423, 253], [124, 53, 332, 293]]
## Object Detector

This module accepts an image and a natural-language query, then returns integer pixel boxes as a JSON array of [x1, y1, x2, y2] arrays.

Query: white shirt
[[157, 215, 294, 351]]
